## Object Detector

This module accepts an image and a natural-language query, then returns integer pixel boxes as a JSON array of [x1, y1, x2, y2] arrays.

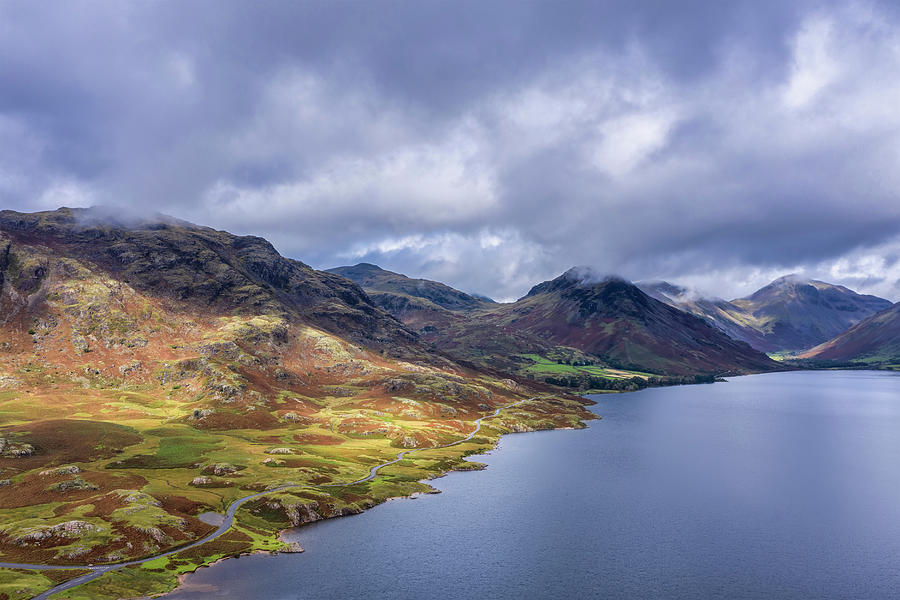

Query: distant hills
[[638, 275, 892, 353], [483, 269, 779, 376], [333, 264, 781, 384], [799, 302, 900, 366], [332, 262, 900, 381], [326, 263, 492, 312]]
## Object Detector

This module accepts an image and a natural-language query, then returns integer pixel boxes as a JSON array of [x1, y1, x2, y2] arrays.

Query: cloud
[[1, 1, 900, 301]]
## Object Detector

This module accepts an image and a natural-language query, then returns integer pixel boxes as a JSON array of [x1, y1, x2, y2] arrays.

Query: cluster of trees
[[543, 373, 716, 392], [552, 358, 598, 367]]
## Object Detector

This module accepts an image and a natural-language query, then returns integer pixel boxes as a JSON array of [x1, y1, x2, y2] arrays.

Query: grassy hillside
[[0, 209, 591, 599]]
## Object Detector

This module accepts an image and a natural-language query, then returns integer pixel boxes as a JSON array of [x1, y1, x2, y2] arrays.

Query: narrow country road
[[0, 400, 527, 600]]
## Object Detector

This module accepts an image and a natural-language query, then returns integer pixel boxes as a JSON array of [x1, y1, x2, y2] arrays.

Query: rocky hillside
[[0, 208, 592, 585], [485, 269, 779, 376], [730, 275, 892, 352], [327, 265, 664, 389], [0, 208, 417, 353], [639, 276, 892, 353], [328, 264, 781, 381], [798, 302, 900, 365]]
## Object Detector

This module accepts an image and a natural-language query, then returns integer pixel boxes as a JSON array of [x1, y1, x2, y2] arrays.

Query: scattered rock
[[49, 477, 99, 492], [274, 368, 302, 384], [39, 465, 81, 476], [501, 378, 521, 391], [190, 408, 214, 420], [189, 476, 233, 488], [0, 437, 35, 458], [13, 520, 101, 545], [118, 360, 142, 376], [135, 525, 169, 544], [328, 386, 354, 397], [202, 462, 243, 476], [265, 447, 294, 455], [278, 541, 305, 553], [383, 379, 414, 393], [0, 375, 22, 389]]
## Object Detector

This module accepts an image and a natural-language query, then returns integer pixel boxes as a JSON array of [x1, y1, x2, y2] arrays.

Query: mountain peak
[[771, 273, 807, 285], [730, 274, 893, 350], [524, 267, 628, 298], [0, 206, 197, 232]]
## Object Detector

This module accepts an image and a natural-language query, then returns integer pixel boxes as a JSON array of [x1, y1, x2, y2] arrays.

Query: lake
[[164, 370, 900, 599]]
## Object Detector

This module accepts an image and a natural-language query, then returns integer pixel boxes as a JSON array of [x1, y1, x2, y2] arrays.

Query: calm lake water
[[164, 371, 900, 600]]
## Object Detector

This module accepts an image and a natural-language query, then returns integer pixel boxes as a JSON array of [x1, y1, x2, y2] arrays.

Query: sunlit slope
[[0, 208, 590, 595], [799, 302, 900, 365]]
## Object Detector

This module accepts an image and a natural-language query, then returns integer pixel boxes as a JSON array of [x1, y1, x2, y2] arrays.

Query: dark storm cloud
[[2, 0, 900, 301]]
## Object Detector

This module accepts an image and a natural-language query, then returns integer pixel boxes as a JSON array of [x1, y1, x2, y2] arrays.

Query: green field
[[518, 353, 653, 379]]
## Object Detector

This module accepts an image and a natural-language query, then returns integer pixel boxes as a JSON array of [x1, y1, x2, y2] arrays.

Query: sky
[[2, 1, 900, 302]]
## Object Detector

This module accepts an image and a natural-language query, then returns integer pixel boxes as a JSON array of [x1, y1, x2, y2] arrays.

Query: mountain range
[[330, 264, 782, 385], [0, 207, 894, 596], [332, 264, 899, 377], [638, 276, 892, 353]]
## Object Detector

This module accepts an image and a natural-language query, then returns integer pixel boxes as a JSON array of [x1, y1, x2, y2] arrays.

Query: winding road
[[0, 399, 527, 599]]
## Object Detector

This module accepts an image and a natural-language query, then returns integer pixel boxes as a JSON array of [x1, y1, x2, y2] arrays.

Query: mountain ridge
[[328, 263, 782, 380], [638, 275, 892, 353], [326, 263, 492, 313], [485, 270, 779, 376]]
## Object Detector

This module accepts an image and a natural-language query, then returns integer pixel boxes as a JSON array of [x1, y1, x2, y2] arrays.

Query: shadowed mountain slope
[[480, 269, 779, 376], [637, 281, 768, 350], [638, 276, 892, 353], [326, 263, 492, 312], [732, 275, 892, 352], [799, 302, 900, 365], [326, 265, 596, 380]]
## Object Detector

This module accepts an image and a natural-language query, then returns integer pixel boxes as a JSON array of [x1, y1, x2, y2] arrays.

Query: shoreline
[[10, 397, 589, 599], [165, 419, 591, 597], [9, 375, 779, 598]]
